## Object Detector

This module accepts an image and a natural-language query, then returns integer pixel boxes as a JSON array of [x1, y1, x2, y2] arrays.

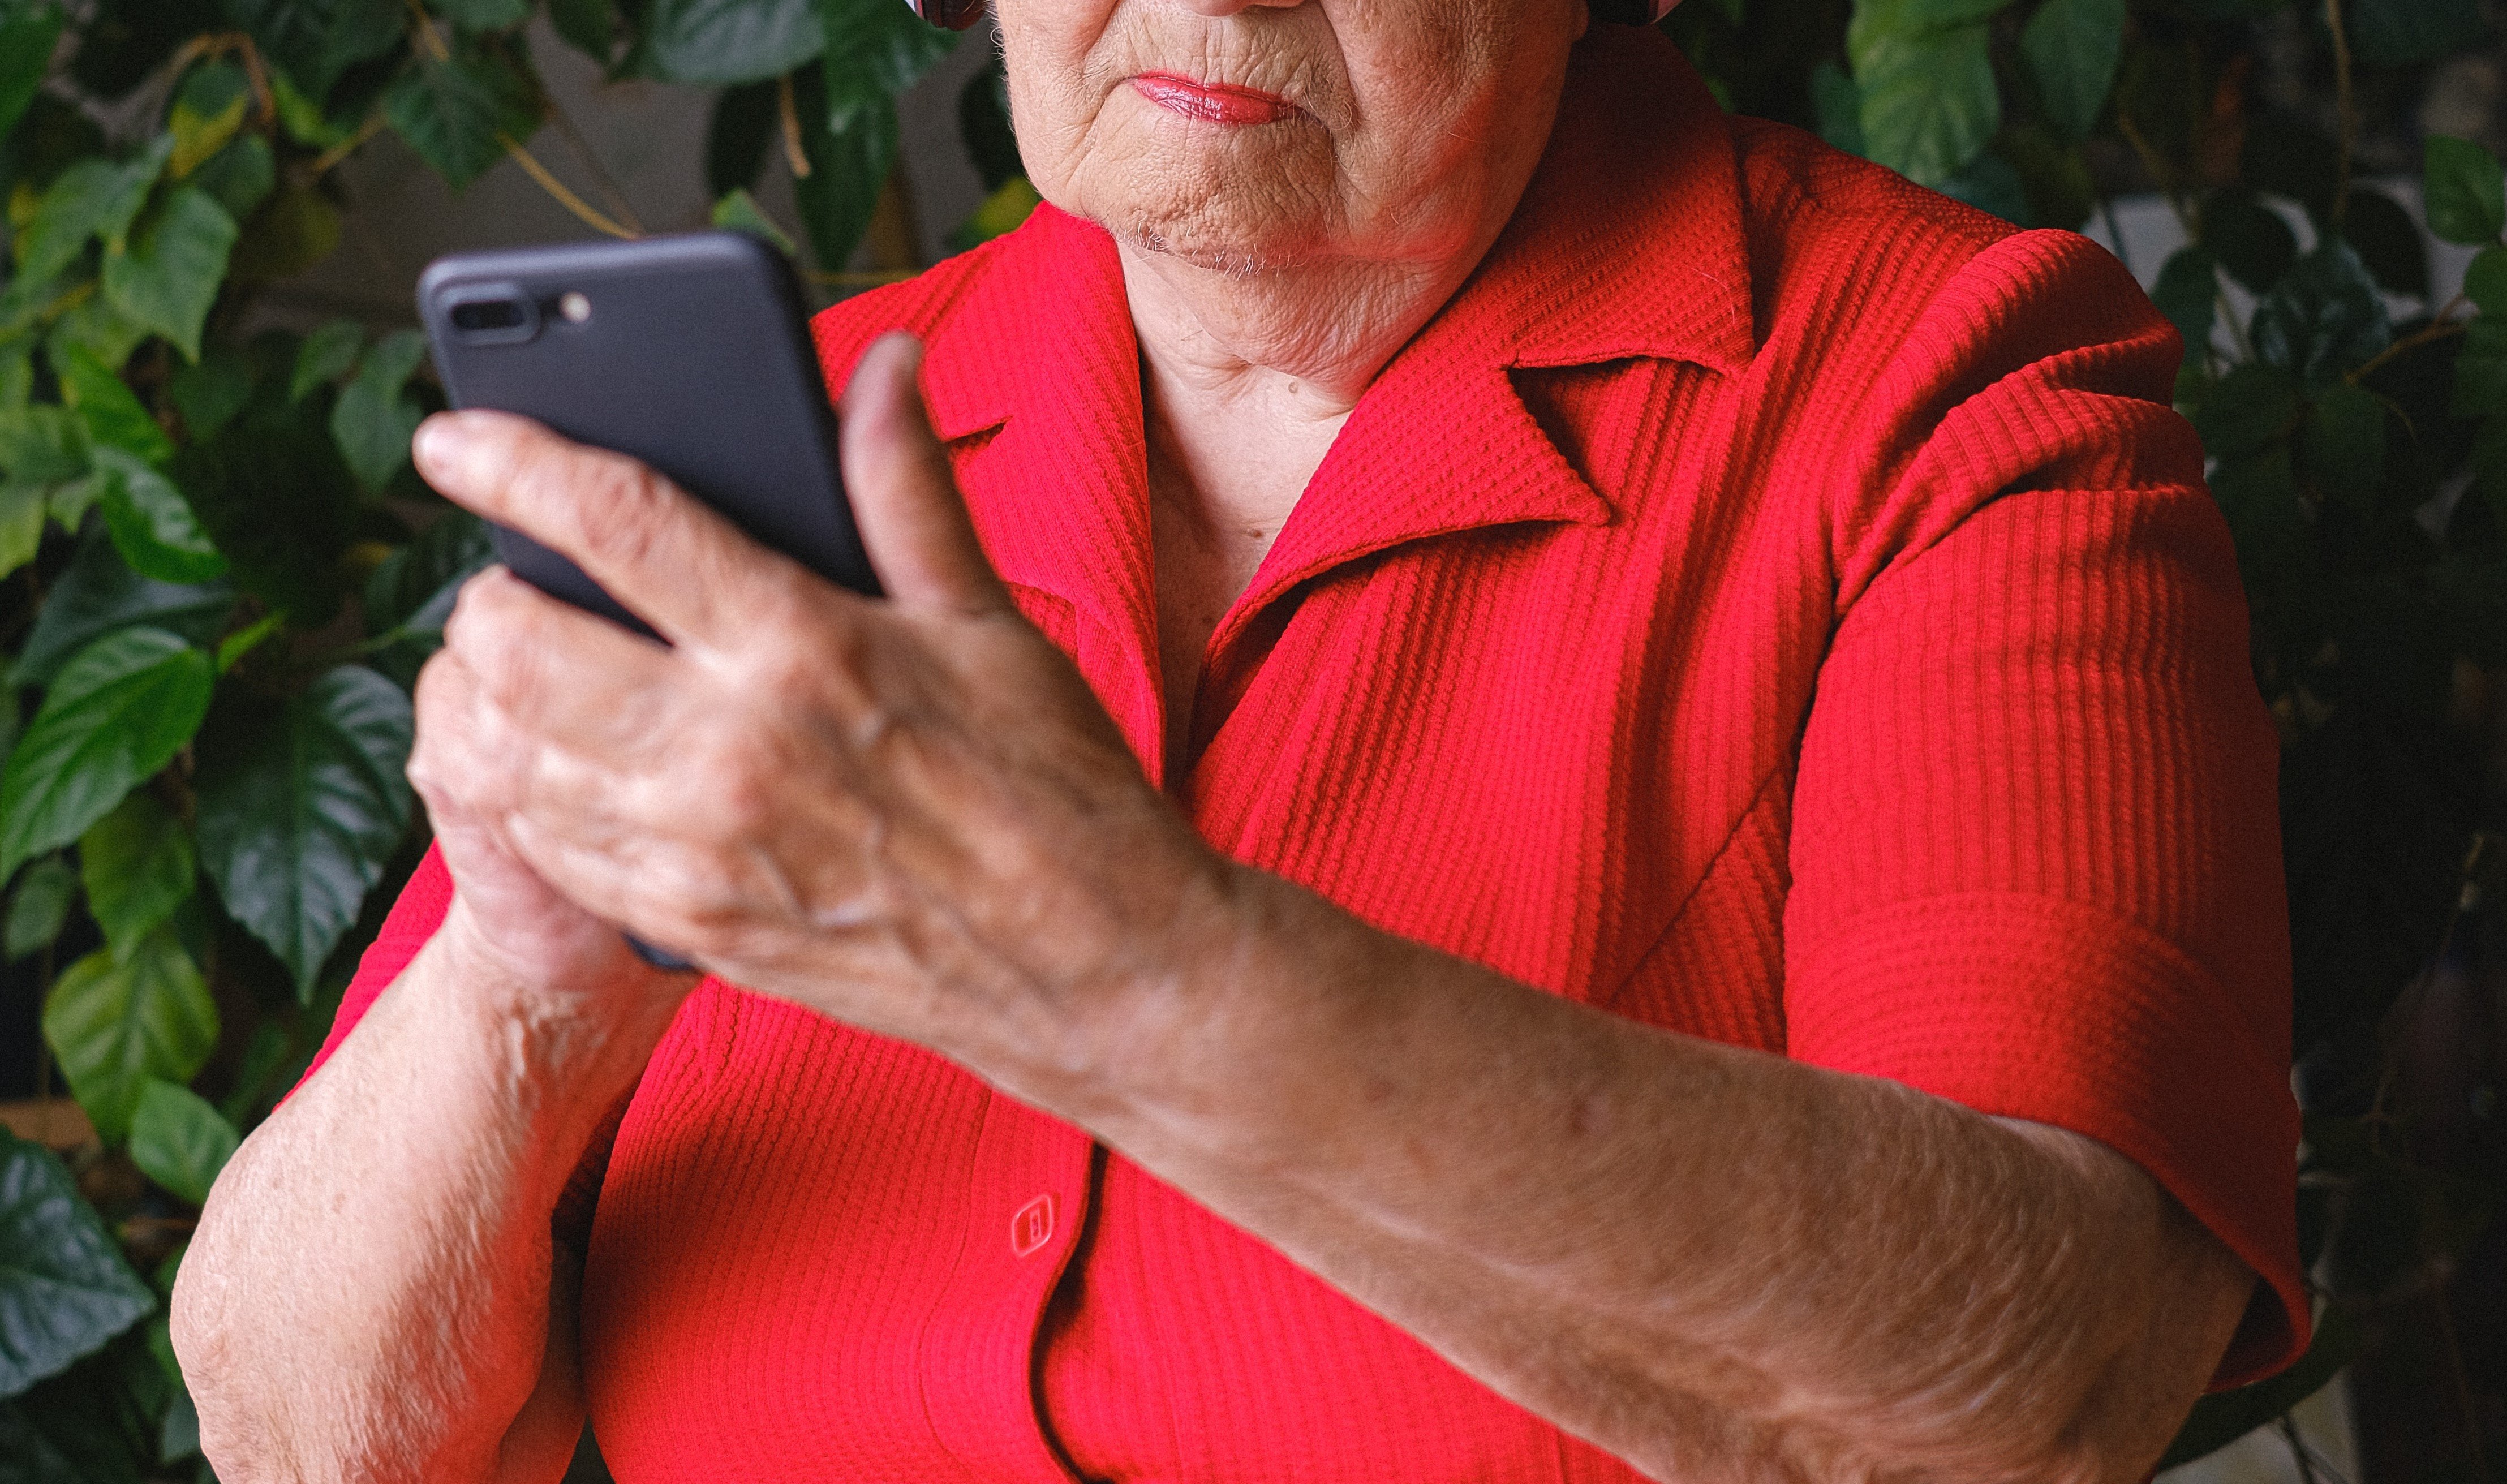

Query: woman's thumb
[[837, 333, 1012, 616]]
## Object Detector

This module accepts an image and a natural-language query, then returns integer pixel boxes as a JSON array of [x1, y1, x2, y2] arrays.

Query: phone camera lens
[[451, 299, 527, 332]]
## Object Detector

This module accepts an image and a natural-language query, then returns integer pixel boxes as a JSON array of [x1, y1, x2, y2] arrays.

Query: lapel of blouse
[[1207, 28, 1761, 660], [911, 28, 1760, 773]]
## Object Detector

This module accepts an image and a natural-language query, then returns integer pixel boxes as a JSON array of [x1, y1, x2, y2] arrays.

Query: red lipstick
[[1131, 73, 1297, 126]]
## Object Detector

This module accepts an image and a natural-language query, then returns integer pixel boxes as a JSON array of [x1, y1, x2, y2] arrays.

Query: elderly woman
[[174, 1, 2303, 1480]]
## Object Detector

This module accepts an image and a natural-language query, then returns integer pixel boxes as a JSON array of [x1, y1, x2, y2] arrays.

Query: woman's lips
[[1130, 72, 1297, 126]]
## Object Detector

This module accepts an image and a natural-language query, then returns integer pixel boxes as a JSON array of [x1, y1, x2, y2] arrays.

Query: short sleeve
[[1780, 230, 2305, 1387]]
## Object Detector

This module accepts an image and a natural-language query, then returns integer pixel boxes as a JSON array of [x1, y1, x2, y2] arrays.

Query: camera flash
[[558, 291, 591, 323]]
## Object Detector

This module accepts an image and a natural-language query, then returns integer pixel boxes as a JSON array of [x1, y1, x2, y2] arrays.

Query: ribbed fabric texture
[[304, 26, 2302, 1483]]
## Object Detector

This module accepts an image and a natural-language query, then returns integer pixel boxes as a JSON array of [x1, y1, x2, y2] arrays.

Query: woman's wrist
[[424, 899, 688, 1121], [1023, 849, 1409, 1168]]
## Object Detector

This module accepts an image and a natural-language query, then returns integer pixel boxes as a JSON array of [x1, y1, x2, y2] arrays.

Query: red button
[[1010, 1194, 1056, 1258]]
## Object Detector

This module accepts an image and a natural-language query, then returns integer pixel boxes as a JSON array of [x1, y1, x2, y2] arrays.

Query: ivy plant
[[0, 1, 1025, 1477]]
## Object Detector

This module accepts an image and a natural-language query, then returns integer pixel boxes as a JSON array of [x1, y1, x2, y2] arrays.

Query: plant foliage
[[0, 2, 1018, 1477]]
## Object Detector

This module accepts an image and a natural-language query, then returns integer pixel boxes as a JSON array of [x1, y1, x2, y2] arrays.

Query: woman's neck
[[1119, 239, 1491, 778]]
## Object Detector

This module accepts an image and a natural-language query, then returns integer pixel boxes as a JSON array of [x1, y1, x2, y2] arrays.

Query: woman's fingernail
[[412, 415, 468, 480]]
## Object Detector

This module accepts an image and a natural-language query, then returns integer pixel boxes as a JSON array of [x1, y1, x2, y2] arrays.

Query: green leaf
[[52, 344, 173, 466], [13, 138, 170, 289], [2465, 246, 2507, 317], [790, 67, 897, 273], [268, 68, 346, 147], [2153, 250, 2221, 370], [216, 610, 286, 674], [2250, 240, 2392, 387], [79, 794, 195, 963], [290, 320, 365, 402], [644, 0, 825, 85], [0, 1129, 155, 1396], [2199, 190, 2296, 295], [3, 857, 75, 962], [551, 0, 618, 58], [218, 1021, 296, 1129], [384, 48, 542, 192], [92, 449, 227, 586], [2158, 1306, 2360, 1469], [2424, 135, 2506, 246], [2019, 0, 2123, 141], [0, 628, 215, 879], [7, 1322, 170, 1483], [225, 181, 342, 282], [1937, 150, 2027, 226], [101, 188, 240, 364], [0, 6, 65, 146], [227, 0, 408, 104], [10, 530, 234, 689], [1854, 23, 1998, 187], [159, 1385, 199, 1465], [816, 0, 955, 131], [196, 665, 415, 997], [1995, 119, 2095, 232], [0, 481, 46, 586], [2192, 362, 2301, 456], [0, 343, 30, 412], [166, 350, 254, 442], [126, 1082, 237, 1208], [330, 329, 427, 493], [168, 64, 250, 179], [44, 295, 151, 382], [435, 0, 531, 28], [0, 406, 88, 486], [2339, 186, 2429, 300], [2302, 381, 2385, 512], [188, 134, 277, 225], [710, 188, 795, 257], [42, 931, 218, 1145], [363, 509, 491, 634], [2452, 319, 2507, 417]]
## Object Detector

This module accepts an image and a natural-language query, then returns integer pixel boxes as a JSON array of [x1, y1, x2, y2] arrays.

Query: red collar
[[914, 27, 1756, 721]]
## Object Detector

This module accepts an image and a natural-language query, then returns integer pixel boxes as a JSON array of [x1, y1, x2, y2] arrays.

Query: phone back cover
[[417, 233, 879, 636]]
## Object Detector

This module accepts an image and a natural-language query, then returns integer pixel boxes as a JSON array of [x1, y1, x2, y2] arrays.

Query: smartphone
[[417, 231, 876, 970], [415, 230, 880, 640]]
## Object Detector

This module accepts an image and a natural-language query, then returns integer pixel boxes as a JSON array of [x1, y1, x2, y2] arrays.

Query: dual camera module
[[444, 286, 594, 345]]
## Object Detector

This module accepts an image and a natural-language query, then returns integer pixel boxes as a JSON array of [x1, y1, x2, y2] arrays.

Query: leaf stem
[[541, 92, 645, 235], [2347, 295, 2470, 384], [497, 132, 639, 239], [778, 73, 812, 180], [308, 112, 388, 178]]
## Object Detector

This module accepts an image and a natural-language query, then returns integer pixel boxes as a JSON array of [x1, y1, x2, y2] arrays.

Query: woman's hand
[[407, 334, 1229, 1087]]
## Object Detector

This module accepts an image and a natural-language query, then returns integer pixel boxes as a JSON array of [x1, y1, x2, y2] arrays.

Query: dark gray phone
[[417, 231, 877, 970], [415, 230, 880, 640]]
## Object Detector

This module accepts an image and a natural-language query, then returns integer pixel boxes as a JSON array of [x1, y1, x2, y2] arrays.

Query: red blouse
[[311, 27, 2303, 1482]]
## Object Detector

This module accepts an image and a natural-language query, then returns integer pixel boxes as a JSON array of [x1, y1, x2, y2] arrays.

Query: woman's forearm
[[173, 907, 673, 1484], [1030, 870, 2253, 1484]]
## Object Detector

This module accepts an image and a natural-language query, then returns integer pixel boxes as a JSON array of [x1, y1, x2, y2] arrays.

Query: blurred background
[[0, 2, 2501, 1482]]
